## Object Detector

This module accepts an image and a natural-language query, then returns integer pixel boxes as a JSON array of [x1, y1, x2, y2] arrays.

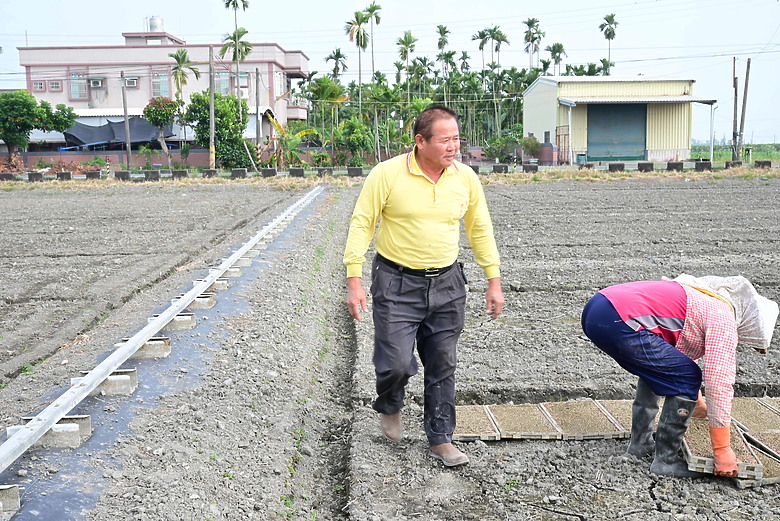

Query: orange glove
[[692, 391, 707, 419], [710, 426, 739, 477]]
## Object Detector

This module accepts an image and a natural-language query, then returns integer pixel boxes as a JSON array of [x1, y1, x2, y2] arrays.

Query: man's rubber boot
[[650, 395, 705, 478], [626, 378, 659, 459]]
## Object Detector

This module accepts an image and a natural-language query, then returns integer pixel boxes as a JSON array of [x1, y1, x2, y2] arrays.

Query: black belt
[[376, 253, 455, 278]]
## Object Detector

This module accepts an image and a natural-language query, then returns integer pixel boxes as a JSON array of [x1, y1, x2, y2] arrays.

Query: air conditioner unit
[[125, 78, 138, 88], [238, 89, 249, 99], [89, 79, 104, 88]]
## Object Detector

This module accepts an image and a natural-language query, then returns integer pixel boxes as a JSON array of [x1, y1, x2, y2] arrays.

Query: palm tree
[[491, 27, 509, 66], [169, 49, 201, 102], [396, 30, 418, 103], [345, 11, 370, 110], [545, 42, 566, 75], [325, 48, 348, 80], [599, 14, 618, 63], [169, 48, 201, 147], [220, 27, 256, 171], [459, 51, 471, 73], [223, 0, 249, 100], [220, 28, 253, 70], [523, 18, 545, 70], [363, 2, 382, 80], [471, 29, 490, 71], [599, 57, 614, 76]]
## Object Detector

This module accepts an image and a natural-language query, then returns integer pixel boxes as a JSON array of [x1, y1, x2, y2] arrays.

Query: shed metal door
[[587, 104, 647, 161]]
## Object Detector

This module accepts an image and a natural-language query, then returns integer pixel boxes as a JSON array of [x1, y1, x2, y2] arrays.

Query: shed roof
[[559, 96, 716, 106]]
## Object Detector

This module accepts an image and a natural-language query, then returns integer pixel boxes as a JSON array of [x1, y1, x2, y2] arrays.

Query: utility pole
[[121, 71, 132, 169], [255, 67, 261, 148], [737, 58, 751, 161], [732, 58, 739, 161], [209, 46, 216, 169]]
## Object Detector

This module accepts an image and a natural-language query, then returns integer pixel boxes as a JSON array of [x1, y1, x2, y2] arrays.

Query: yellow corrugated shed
[[523, 76, 714, 163]]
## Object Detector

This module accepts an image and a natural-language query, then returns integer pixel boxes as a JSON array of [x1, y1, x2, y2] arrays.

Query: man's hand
[[346, 277, 368, 321], [485, 277, 504, 320]]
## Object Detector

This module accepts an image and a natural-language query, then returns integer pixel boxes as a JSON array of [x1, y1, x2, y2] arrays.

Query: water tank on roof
[[149, 16, 164, 32]]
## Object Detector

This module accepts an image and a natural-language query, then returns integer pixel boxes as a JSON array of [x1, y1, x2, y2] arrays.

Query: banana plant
[[265, 114, 318, 170]]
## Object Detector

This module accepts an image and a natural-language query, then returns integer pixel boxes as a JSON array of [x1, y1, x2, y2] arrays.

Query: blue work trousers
[[581, 293, 701, 399], [370, 255, 467, 446]]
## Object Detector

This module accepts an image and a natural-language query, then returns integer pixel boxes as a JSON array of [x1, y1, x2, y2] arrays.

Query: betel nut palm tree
[[599, 13, 618, 64], [169, 48, 200, 146], [345, 10, 370, 110], [396, 30, 417, 103], [325, 48, 348, 80], [363, 2, 382, 80]]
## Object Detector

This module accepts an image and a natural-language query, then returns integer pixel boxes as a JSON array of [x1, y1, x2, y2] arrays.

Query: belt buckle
[[424, 268, 440, 278]]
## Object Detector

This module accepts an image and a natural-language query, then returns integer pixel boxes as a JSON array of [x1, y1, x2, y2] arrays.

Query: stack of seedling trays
[[454, 397, 780, 488], [453, 399, 630, 442], [683, 397, 780, 489]]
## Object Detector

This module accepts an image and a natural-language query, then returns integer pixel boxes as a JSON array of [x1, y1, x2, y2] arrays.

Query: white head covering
[[669, 274, 779, 352]]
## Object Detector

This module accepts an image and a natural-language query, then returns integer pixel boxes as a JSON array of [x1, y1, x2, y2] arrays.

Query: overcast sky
[[1, 0, 778, 142]]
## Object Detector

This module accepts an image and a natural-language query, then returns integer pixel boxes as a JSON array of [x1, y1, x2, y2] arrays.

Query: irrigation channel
[[0, 186, 324, 519]]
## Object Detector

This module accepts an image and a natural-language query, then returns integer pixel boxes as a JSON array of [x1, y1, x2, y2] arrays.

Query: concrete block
[[493, 164, 509, 173], [755, 160, 772, 168], [231, 168, 247, 178], [228, 256, 252, 268], [210, 266, 241, 278], [114, 170, 131, 181], [27, 172, 44, 182], [21, 415, 92, 443], [85, 170, 101, 180], [0, 173, 15, 181], [316, 167, 333, 177], [0, 485, 20, 511], [523, 164, 538, 173], [608, 162, 625, 172], [150, 312, 196, 331], [695, 161, 712, 172], [667, 161, 684, 172], [172, 292, 217, 310], [144, 170, 161, 181], [347, 167, 364, 177], [172, 169, 188, 179], [725, 161, 742, 169], [123, 336, 172, 359], [202, 169, 217, 178], [193, 277, 229, 291], [71, 370, 137, 397], [289, 167, 305, 177], [56, 171, 73, 181], [261, 168, 277, 178], [637, 162, 654, 172], [7, 423, 80, 449]]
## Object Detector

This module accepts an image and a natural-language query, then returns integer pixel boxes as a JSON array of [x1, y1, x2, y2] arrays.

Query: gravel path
[[0, 175, 778, 521]]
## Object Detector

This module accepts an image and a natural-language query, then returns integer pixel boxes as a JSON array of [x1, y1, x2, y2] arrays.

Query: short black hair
[[413, 105, 459, 140]]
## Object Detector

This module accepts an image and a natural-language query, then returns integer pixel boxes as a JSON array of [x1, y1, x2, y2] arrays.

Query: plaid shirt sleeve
[[676, 285, 738, 428]]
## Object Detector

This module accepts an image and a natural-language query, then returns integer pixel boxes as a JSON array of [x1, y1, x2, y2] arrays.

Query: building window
[[69, 73, 88, 100], [49, 80, 62, 91], [274, 72, 285, 99], [216, 72, 230, 95], [32, 81, 46, 92], [239, 72, 250, 89], [151, 71, 170, 97]]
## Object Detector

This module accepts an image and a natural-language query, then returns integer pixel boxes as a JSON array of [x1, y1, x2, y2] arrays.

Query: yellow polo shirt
[[343, 150, 501, 280]]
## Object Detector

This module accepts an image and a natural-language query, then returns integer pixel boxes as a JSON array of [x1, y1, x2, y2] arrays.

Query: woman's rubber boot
[[626, 378, 660, 459], [650, 395, 704, 478]]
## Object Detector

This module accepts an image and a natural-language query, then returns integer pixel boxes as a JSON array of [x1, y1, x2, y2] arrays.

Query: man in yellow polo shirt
[[344, 105, 504, 467]]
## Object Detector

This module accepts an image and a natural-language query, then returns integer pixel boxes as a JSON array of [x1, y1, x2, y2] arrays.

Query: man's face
[[416, 117, 460, 171]]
